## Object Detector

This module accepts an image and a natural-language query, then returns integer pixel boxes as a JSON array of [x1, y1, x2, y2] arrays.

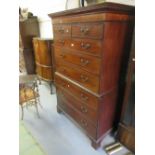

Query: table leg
[[37, 97, 43, 109], [50, 81, 53, 94]]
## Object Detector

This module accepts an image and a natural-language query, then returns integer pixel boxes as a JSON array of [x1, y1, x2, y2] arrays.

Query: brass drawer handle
[[60, 53, 65, 58], [80, 27, 89, 35], [58, 28, 64, 33], [81, 43, 91, 49], [80, 58, 89, 66], [80, 93, 88, 101], [80, 119, 88, 127], [80, 105, 88, 113], [80, 75, 88, 82]]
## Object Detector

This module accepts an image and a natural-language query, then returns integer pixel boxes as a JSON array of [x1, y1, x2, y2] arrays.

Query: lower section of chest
[[55, 79, 118, 149]]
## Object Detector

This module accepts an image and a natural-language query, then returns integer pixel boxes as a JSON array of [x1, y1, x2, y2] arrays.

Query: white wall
[[19, 0, 67, 38], [106, 0, 134, 6], [19, 0, 134, 38]]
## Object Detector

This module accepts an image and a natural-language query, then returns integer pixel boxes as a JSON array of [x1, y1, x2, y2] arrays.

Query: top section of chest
[[48, 2, 134, 25]]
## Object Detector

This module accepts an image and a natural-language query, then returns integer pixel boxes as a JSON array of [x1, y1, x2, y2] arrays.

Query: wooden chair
[[19, 75, 40, 120]]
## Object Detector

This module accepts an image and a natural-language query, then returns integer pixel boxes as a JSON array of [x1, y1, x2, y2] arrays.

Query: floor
[[19, 81, 130, 155], [20, 121, 45, 155]]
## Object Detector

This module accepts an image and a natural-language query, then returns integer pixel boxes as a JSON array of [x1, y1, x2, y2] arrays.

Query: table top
[[19, 74, 38, 84]]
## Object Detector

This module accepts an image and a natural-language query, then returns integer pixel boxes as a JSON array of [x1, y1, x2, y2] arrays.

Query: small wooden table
[[19, 74, 41, 120]]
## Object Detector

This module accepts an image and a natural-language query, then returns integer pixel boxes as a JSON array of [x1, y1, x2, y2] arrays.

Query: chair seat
[[19, 87, 39, 105]]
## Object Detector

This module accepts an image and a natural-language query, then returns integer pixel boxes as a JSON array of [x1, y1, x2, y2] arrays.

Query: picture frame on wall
[[65, 0, 106, 10]]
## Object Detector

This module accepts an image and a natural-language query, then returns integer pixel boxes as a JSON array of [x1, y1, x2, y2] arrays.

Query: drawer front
[[56, 62, 99, 93], [53, 25, 71, 37], [55, 74, 99, 110], [54, 38, 102, 57], [70, 38, 102, 57], [72, 23, 103, 39], [57, 95, 97, 139], [54, 47, 101, 75], [57, 87, 98, 124], [54, 38, 70, 47]]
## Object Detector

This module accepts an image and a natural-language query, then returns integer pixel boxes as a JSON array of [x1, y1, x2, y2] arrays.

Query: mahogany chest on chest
[[49, 2, 134, 149]]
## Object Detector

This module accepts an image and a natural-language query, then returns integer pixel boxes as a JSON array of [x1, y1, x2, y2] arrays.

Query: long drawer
[[57, 86, 98, 125], [57, 95, 97, 139], [54, 38, 102, 57], [56, 61, 99, 93], [54, 47, 101, 75], [55, 73, 99, 110]]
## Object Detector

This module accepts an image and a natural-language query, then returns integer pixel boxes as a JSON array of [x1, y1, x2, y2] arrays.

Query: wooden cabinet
[[33, 38, 54, 82], [49, 2, 134, 149], [117, 30, 135, 152], [19, 17, 40, 74]]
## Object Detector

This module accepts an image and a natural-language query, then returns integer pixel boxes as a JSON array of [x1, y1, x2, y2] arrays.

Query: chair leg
[[37, 97, 43, 109], [21, 105, 24, 120], [50, 81, 53, 94]]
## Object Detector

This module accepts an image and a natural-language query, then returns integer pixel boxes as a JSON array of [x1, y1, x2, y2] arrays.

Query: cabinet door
[[117, 29, 135, 152], [121, 30, 135, 128], [122, 63, 135, 127]]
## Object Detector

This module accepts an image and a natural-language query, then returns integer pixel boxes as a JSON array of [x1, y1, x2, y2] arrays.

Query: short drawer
[[56, 61, 100, 93], [54, 47, 101, 75], [53, 25, 71, 37], [57, 87, 98, 124], [57, 96, 97, 139], [54, 38, 71, 47], [55, 74, 99, 110], [72, 23, 103, 39]]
